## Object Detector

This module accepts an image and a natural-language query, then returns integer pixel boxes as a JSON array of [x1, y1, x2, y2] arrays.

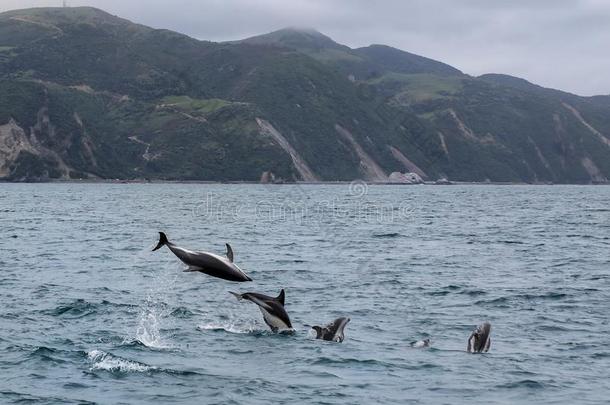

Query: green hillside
[[1, 7, 609, 183]]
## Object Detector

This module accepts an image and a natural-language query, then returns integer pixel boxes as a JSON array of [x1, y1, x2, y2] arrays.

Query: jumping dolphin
[[152, 232, 252, 282], [312, 317, 350, 342], [467, 322, 491, 353], [229, 289, 292, 332]]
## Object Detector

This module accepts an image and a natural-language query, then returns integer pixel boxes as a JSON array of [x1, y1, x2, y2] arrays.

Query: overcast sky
[[1, 0, 608, 96]]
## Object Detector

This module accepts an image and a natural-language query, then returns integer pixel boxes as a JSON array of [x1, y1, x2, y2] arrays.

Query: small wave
[[0, 391, 96, 404], [426, 290, 450, 296], [475, 297, 509, 306], [310, 357, 392, 367], [476, 292, 568, 306], [170, 306, 195, 318], [28, 346, 68, 364], [86, 350, 201, 377], [497, 379, 545, 389], [87, 350, 155, 373], [520, 292, 568, 300], [372, 232, 402, 238], [47, 299, 98, 318], [274, 259, 308, 265], [63, 382, 91, 389], [585, 208, 610, 212], [463, 289, 487, 296], [537, 324, 588, 333]]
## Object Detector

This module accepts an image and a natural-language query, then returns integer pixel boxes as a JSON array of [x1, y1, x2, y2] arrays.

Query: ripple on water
[[496, 379, 547, 390]]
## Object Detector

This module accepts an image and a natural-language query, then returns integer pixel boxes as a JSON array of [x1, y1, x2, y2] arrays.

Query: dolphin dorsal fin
[[225, 243, 234, 262], [277, 289, 285, 306]]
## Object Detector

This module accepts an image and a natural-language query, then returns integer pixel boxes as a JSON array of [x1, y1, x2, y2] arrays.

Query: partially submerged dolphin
[[410, 338, 431, 348], [229, 289, 292, 332], [312, 317, 350, 342], [153, 232, 252, 282], [467, 322, 491, 353]]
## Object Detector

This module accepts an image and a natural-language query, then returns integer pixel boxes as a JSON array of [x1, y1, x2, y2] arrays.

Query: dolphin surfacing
[[410, 338, 431, 348], [153, 232, 252, 282], [229, 289, 292, 332], [312, 317, 350, 342], [467, 322, 491, 353]]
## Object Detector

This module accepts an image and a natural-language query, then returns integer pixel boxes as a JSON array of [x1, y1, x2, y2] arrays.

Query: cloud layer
[[2, 0, 608, 96]]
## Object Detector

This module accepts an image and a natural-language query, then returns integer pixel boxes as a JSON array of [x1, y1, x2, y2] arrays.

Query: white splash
[[411, 339, 432, 348], [87, 350, 154, 373], [197, 318, 262, 334], [134, 308, 169, 348], [125, 252, 179, 349]]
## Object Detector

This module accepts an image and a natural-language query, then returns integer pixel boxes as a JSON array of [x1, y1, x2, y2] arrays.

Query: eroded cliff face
[[256, 118, 318, 182], [0, 114, 72, 181]]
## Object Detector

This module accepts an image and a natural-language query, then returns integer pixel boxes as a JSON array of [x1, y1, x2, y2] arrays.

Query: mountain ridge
[[0, 7, 609, 183]]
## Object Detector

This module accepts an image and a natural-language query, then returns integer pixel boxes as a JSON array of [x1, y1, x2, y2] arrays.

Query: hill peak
[[241, 27, 348, 51], [0, 6, 141, 29], [2, 6, 110, 18]]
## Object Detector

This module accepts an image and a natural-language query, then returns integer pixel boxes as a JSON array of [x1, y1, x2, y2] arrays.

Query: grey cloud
[[1, 0, 608, 95]]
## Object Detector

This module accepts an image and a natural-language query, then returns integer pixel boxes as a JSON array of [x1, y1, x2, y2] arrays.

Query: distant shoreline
[[0, 179, 607, 186]]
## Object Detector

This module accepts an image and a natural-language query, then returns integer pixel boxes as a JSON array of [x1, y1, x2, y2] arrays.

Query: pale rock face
[[387, 171, 424, 184]]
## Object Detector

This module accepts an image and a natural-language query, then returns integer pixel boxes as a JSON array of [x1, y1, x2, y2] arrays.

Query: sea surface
[[0, 184, 609, 404]]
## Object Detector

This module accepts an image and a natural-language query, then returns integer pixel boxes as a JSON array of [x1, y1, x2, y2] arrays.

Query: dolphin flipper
[[467, 333, 474, 353], [229, 291, 243, 300]]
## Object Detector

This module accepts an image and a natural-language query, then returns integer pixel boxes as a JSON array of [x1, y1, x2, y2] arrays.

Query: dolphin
[[410, 338, 431, 348], [467, 322, 491, 353], [229, 289, 292, 332], [312, 317, 350, 342], [152, 232, 252, 282]]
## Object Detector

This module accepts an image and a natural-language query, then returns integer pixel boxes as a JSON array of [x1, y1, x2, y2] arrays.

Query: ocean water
[[0, 183, 609, 404]]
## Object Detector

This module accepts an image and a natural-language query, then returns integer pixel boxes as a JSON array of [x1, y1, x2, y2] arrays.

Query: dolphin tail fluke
[[153, 232, 168, 251], [229, 291, 243, 301]]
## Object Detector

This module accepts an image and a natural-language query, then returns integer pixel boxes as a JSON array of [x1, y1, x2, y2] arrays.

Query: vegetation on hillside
[[0, 7, 609, 183]]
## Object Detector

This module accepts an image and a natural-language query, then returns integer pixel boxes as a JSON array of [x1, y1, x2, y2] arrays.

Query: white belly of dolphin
[[259, 307, 289, 330]]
